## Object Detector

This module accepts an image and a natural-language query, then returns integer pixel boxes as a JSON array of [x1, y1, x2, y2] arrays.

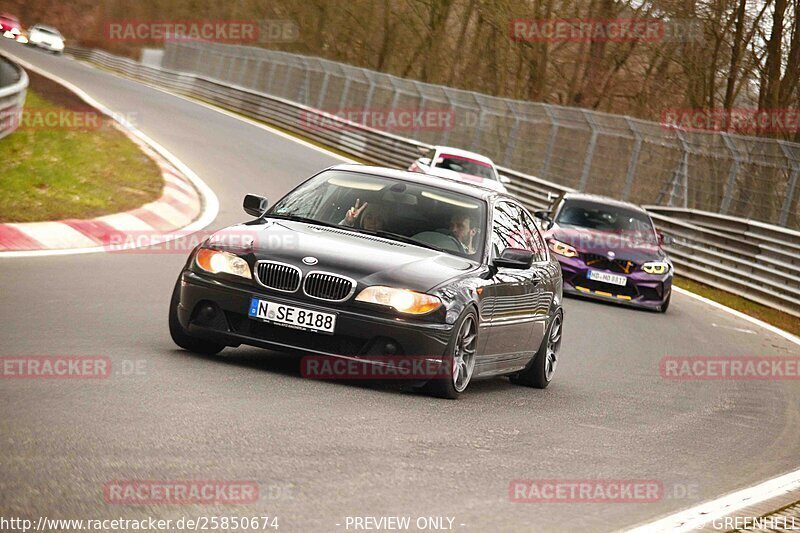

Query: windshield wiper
[[266, 213, 340, 229]]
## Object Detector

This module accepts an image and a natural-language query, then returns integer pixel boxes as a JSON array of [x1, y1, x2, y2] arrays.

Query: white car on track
[[27, 24, 65, 54], [409, 146, 511, 194]]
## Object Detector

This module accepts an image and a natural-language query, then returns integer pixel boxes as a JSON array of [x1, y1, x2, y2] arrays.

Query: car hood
[[210, 219, 479, 292], [423, 166, 506, 192], [545, 225, 667, 263]]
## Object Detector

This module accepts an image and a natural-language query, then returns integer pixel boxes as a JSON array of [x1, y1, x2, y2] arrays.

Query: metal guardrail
[[66, 46, 800, 318], [0, 54, 28, 140], [162, 40, 800, 230]]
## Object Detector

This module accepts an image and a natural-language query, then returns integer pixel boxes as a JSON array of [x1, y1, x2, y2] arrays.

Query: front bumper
[[554, 256, 671, 310], [177, 271, 454, 359]]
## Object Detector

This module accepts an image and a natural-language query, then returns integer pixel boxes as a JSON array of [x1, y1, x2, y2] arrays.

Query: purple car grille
[[582, 253, 637, 274]]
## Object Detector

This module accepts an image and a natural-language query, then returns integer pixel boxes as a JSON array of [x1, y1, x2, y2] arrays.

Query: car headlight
[[195, 248, 252, 279], [548, 239, 578, 258], [642, 261, 670, 275], [355, 286, 442, 315]]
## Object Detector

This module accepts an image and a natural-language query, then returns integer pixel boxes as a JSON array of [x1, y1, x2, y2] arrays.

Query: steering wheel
[[434, 228, 467, 254]]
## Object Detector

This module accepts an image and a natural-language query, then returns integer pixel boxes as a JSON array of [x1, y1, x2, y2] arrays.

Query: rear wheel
[[511, 309, 562, 389], [169, 277, 225, 356], [425, 309, 478, 399]]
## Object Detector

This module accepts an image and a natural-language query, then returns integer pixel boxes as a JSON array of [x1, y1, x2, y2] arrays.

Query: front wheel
[[168, 277, 225, 356], [425, 309, 479, 399], [511, 309, 563, 389]]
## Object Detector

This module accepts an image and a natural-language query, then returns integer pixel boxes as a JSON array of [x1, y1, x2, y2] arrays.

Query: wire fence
[[162, 40, 800, 229]]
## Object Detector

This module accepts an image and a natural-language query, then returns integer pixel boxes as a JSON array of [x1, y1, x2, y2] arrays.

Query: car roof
[[32, 24, 59, 31], [562, 192, 648, 213], [0, 13, 19, 20], [432, 146, 495, 166], [328, 164, 512, 201]]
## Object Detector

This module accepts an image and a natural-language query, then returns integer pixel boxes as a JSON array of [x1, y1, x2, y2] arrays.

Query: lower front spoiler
[[563, 284, 668, 311], [177, 271, 454, 363]]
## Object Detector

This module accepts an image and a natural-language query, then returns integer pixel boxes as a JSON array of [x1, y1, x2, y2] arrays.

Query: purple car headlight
[[548, 239, 578, 258], [642, 261, 670, 275]]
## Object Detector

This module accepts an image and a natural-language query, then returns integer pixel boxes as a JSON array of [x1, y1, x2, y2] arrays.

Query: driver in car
[[449, 212, 479, 254], [341, 198, 386, 231]]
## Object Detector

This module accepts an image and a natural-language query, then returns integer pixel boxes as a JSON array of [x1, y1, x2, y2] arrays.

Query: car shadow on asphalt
[[168, 347, 520, 399]]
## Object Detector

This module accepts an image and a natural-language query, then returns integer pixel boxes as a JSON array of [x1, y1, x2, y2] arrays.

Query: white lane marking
[[98, 212, 155, 232], [0, 50, 219, 259], [626, 467, 800, 532], [711, 323, 757, 335], [674, 287, 800, 347], [9, 222, 98, 249]]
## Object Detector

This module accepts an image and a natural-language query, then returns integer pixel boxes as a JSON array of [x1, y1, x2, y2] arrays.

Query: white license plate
[[587, 270, 627, 286], [248, 298, 336, 335]]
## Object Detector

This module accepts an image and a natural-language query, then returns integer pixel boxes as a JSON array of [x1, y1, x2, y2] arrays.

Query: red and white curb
[[0, 50, 218, 258]]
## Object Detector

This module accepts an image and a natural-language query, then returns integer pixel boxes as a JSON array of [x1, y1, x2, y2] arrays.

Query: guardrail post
[[720, 133, 741, 214], [622, 118, 642, 200], [468, 93, 485, 152], [502, 102, 521, 168], [540, 106, 558, 180], [669, 130, 690, 207], [578, 110, 598, 191]]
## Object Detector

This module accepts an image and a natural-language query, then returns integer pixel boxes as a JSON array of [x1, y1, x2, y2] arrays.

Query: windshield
[[269, 170, 487, 259], [435, 154, 495, 181], [35, 27, 62, 37], [555, 200, 657, 242]]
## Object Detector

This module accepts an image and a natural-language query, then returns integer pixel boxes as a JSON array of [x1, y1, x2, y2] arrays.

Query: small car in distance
[[169, 165, 564, 398], [27, 24, 65, 54], [0, 13, 21, 39], [536, 192, 673, 312], [409, 146, 511, 194]]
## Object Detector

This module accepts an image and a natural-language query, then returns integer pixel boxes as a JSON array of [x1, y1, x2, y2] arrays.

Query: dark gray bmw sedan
[[169, 164, 564, 398]]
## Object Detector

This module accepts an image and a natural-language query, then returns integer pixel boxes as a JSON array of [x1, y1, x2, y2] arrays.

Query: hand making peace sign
[[345, 198, 369, 224]]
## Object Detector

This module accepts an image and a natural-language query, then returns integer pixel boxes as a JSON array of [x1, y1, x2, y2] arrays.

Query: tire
[[511, 309, 563, 389], [168, 277, 225, 356], [425, 308, 479, 399], [659, 293, 671, 313]]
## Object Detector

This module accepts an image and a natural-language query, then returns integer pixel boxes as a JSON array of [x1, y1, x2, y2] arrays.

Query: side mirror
[[656, 230, 674, 246], [243, 194, 268, 218], [493, 248, 534, 269], [534, 209, 553, 223], [499, 175, 512, 184], [418, 157, 431, 167]]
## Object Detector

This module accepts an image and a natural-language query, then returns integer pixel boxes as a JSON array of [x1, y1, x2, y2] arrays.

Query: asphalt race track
[[1, 40, 799, 532]]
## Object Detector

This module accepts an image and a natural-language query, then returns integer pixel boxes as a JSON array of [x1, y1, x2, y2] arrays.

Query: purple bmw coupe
[[536, 193, 673, 312]]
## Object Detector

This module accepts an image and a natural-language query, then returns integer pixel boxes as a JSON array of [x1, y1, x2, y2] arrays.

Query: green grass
[[674, 276, 800, 337], [0, 90, 163, 223]]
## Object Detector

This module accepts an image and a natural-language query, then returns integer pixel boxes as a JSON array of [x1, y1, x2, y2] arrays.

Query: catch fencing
[[161, 40, 800, 230], [65, 46, 800, 317]]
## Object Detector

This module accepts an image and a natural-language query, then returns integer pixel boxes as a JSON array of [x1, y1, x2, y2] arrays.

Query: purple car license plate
[[587, 270, 627, 286]]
